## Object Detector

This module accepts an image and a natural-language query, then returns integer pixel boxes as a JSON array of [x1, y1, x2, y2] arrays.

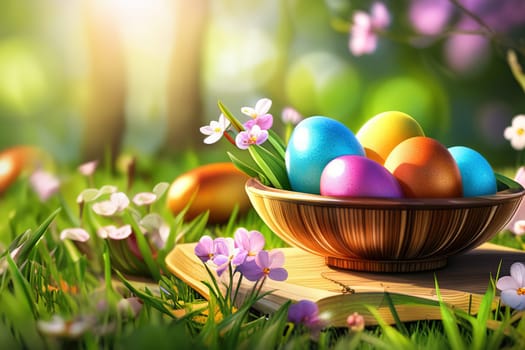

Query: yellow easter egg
[[356, 111, 425, 165]]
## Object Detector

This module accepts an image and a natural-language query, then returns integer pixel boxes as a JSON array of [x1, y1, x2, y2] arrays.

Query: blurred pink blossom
[[29, 169, 60, 202], [409, 0, 453, 36], [349, 2, 390, 56], [78, 160, 98, 177]]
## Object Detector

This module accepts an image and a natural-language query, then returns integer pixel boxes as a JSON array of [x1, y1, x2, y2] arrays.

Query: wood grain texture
[[245, 178, 525, 272]]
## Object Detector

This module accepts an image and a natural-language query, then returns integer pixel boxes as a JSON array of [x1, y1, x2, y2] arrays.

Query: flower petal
[[497, 275, 520, 291], [500, 289, 525, 310], [60, 228, 90, 242], [268, 249, 285, 268], [109, 225, 132, 240], [194, 236, 214, 262], [132, 192, 157, 206], [269, 267, 288, 281], [255, 98, 272, 115], [256, 250, 270, 268], [510, 262, 525, 287], [92, 200, 118, 216]]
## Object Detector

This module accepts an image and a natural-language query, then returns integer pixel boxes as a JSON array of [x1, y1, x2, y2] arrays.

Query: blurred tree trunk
[[163, 0, 209, 155], [81, 0, 125, 165]]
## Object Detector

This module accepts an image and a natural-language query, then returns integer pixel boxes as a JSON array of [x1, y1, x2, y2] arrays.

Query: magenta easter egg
[[320, 155, 403, 198]]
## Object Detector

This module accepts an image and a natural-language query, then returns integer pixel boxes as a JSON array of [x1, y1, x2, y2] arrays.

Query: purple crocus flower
[[194, 236, 215, 263], [235, 125, 269, 150], [288, 300, 322, 330], [496, 262, 525, 310], [234, 228, 265, 264], [212, 237, 238, 276], [240, 249, 288, 282]]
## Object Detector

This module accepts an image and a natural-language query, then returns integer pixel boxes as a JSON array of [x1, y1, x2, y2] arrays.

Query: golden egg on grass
[[0, 145, 48, 194], [167, 162, 251, 224]]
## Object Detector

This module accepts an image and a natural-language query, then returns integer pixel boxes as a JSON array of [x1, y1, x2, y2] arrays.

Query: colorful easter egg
[[448, 146, 497, 197], [356, 111, 425, 164], [285, 116, 365, 194], [167, 162, 251, 223], [320, 155, 403, 198], [384, 137, 462, 198]]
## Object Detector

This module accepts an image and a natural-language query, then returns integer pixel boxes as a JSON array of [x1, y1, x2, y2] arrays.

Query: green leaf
[[248, 145, 290, 189], [124, 211, 161, 281], [435, 279, 466, 350], [227, 152, 262, 179], [266, 129, 287, 160], [3, 208, 61, 265], [495, 173, 523, 191], [218, 100, 245, 132]]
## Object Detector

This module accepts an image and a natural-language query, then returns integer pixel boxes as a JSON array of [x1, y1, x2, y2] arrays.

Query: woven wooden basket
[[245, 175, 525, 272]]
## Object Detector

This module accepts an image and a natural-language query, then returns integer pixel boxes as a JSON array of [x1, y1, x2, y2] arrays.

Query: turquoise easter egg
[[285, 116, 364, 194], [448, 146, 497, 197]]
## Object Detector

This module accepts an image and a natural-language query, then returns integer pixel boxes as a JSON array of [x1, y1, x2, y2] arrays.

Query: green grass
[[0, 155, 524, 349]]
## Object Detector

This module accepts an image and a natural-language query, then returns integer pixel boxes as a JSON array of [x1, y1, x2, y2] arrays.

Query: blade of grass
[[435, 277, 466, 350]]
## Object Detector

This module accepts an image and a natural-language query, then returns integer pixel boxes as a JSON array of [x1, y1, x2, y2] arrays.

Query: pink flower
[[496, 262, 525, 310], [346, 312, 365, 331], [409, 0, 453, 36], [281, 107, 303, 125], [349, 2, 390, 56], [29, 169, 60, 202], [235, 125, 268, 149], [78, 160, 98, 177], [241, 98, 273, 130]]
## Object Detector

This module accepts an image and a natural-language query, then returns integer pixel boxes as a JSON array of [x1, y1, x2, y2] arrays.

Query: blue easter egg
[[448, 146, 497, 197], [285, 116, 365, 194]]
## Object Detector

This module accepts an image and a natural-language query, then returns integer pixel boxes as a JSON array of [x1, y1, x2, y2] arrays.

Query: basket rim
[[245, 174, 525, 209]]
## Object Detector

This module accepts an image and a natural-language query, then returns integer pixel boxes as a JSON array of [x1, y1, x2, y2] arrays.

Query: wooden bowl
[[245, 175, 525, 272]]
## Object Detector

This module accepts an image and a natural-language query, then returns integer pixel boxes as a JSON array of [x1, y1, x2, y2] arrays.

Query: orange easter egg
[[0, 145, 45, 194], [384, 137, 462, 198], [167, 162, 251, 223]]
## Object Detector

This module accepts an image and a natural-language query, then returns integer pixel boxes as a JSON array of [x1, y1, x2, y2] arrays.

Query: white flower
[[92, 192, 129, 216], [132, 192, 157, 206], [504, 114, 525, 150], [97, 225, 132, 240], [200, 114, 231, 144], [513, 220, 525, 236], [241, 98, 272, 119], [59, 228, 90, 242], [496, 262, 525, 310], [37, 315, 95, 339]]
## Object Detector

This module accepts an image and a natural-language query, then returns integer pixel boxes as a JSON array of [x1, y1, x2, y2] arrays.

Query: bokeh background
[[1, 0, 524, 169]]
